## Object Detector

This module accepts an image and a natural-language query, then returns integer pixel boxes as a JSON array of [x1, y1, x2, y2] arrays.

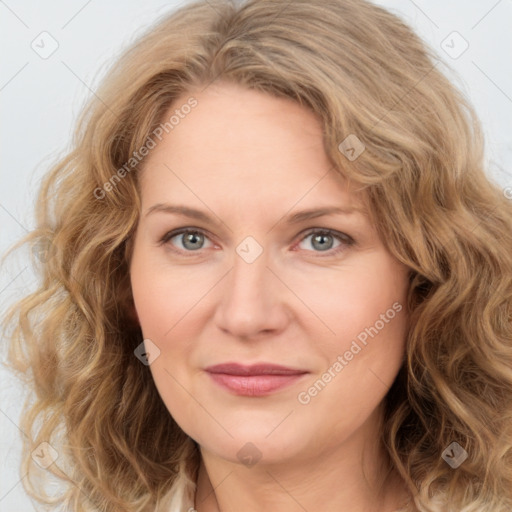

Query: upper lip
[[205, 363, 308, 376]]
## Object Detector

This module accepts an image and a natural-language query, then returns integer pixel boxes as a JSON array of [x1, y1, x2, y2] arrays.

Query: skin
[[129, 81, 412, 512]]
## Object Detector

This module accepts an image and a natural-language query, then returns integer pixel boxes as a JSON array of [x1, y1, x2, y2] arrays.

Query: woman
[[3, 0, 511, 511]]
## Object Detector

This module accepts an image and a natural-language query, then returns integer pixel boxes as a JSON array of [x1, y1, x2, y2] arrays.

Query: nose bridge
[[214, 240, 287, 337], [225, 246, 272, 309], [230, 247, 268, 300]]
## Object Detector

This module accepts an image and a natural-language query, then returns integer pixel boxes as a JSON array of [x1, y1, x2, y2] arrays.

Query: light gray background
[[1, 0, 511, 510]]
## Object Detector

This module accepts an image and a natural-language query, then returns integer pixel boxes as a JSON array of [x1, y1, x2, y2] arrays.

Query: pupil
[[184, 232, 202, 250], [313, 233, 333, 251]]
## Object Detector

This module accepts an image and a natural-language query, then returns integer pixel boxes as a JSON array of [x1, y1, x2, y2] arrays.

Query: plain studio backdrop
[[1, 0, 511, 510]]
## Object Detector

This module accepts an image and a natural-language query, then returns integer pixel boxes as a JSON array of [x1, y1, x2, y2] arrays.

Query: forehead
[[150, 82, 327, 162], [138, 82, 369, 218]]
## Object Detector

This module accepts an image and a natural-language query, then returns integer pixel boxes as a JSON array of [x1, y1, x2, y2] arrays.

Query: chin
[[190, 417, 317, 468]]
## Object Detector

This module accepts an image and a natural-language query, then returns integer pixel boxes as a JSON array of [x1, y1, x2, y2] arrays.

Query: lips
[[204, 363, 309, 396]]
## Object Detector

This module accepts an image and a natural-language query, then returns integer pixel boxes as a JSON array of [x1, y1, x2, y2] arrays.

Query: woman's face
[[129, 81, 410, 466]]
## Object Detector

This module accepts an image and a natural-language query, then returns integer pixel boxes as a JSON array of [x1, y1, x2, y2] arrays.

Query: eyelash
[[158, 227, 356, 257]]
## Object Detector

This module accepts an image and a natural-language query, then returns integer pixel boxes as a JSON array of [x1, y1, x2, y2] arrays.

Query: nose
[[213, 244, 290, 340]]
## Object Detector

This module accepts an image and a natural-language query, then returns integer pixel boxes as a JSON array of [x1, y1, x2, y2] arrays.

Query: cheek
[[130, 246, 214, 340], [129, 248, 211, 396], [299, 259, 408, 416], [130, 255, 201, 432], [288, 255, 409, 346]]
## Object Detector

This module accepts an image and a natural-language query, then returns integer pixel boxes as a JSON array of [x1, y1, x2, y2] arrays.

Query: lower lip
[[207, 372, 307, 396]]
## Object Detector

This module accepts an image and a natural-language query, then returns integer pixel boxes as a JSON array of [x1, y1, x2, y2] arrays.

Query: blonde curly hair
[[2, 0, 512, 510]]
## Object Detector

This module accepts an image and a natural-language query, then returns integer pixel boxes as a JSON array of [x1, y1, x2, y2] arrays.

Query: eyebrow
[[285, 206, 363, 223], [144, 203, 364, 227], [145, 204, 223, 226]]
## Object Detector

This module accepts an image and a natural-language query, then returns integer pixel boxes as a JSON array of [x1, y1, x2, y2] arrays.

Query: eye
[[296, 229, 355, 255], [159, 228, 214, 252], [159, 227, 355, 257]]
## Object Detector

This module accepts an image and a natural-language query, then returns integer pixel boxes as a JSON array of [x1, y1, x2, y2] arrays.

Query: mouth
[[204, 363, 309, 396]]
